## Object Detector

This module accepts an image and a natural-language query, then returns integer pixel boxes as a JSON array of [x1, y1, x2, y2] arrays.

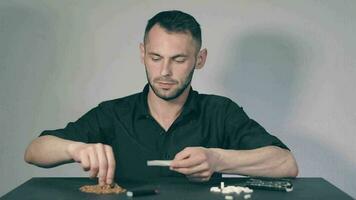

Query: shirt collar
[[136, 84, 199, 119]]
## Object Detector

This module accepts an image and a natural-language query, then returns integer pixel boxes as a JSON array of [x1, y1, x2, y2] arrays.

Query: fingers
[[171, 156, 203, 168], [88, 146, 99, 179], [173, 148, 191, 161], [186, 169, 213, 182], [186, 170, 213, 182], [77, 143, 116, 186], [170, 147, 215, 182], [105, 145, 116, 185], [80, 152, 90, 171], [172, 161, 210, 175], [96, 144, 108, 186], [171, 147, 205, 168]]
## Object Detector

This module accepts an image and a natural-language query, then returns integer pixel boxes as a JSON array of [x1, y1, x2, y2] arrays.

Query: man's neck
[[147, 86, 191, 131]]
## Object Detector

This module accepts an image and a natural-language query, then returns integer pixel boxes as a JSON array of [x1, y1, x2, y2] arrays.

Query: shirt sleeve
[[39, 103, 113, 144], [223, 99, 289, 150]]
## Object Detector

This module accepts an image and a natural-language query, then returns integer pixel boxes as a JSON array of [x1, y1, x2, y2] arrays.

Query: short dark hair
[[144, 10, 202, 50]]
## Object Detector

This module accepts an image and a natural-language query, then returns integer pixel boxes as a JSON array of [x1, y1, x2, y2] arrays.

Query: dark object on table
[[126, 188, 159, 197], [245, 178, 293, 192]]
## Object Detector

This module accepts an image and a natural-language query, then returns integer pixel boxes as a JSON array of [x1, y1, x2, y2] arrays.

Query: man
[[25, 10, 298, 186]]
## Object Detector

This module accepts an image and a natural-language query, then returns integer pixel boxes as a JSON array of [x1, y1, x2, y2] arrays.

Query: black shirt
[[40, 84, 289, 181]]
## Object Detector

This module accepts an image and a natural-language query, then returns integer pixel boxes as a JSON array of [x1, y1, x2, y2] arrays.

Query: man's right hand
[[67, 142, 116, 186]]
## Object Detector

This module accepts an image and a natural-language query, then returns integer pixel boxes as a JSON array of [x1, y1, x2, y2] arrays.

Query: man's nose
[[160, 60, 172, 76]]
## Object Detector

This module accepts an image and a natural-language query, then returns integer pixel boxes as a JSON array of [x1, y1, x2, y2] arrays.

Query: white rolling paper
[[147, 160, 172, 167]]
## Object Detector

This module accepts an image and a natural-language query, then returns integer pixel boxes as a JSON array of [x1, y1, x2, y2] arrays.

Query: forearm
[[211, 146, 298, 177], [24, 135, 80, 168]]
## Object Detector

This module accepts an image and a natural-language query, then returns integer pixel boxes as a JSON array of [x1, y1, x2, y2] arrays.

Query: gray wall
[[1, 0, 355, 198]]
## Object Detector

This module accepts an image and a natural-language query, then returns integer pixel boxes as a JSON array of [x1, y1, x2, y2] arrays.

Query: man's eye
[[174, 59, 186, 63], [151, 57, 161, 61]]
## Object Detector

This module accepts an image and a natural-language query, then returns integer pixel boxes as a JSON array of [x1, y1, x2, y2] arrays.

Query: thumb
[[174, 148, 192, 161], [171, 148, 193, 168]]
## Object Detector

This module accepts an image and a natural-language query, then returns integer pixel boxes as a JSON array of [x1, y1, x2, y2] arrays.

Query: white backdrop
[[1, 0, 355, 198]]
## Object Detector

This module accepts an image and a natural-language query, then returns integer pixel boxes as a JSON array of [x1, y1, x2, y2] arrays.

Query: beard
[[145, 66, 195, 101]]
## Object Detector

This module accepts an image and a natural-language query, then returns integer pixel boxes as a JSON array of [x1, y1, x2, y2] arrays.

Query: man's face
[[140, 25, 201, 101]]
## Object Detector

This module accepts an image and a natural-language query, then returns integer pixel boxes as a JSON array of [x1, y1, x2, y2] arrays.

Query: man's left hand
[[170, 147, 220, 182]]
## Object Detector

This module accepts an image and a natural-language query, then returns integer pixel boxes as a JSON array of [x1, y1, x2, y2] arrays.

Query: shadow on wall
[[220, 30, 355, 198], [220, 30, 303, 128]]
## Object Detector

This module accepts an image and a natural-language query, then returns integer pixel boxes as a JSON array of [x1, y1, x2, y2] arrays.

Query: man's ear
[[195, 48, 207, 69], [139, 43, 145, 64]]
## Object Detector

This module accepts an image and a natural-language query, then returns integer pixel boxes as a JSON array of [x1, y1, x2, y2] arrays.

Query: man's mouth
[[157, 81, 176, 89]]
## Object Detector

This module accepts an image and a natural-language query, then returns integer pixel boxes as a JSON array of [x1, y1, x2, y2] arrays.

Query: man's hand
[[170, 147, 220, 182], [67, 142, 116, 186]]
